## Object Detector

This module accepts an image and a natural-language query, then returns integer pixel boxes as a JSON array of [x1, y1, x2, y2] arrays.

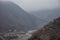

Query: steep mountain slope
[[0, 1, 45, 32], [28, 17, 60, 40]]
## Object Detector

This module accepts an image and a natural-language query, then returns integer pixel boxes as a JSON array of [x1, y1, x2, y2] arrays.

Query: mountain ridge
[[0, 1, 45, 32]]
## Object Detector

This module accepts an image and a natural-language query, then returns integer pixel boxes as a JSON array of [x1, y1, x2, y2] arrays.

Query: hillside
[[28, 17, 60, 40], [0, 1, 45, 32]]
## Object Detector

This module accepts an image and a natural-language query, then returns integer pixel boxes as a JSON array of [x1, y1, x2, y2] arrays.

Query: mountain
[[28, 17, 60, 40], [30, 8, 60, 21], [0, 1, 45, 32]]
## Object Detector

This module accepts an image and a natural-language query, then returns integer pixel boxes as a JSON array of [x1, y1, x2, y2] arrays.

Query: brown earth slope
[[28, 17, 60, 40]]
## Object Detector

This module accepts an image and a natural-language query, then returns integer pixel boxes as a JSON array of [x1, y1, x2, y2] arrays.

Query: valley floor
[[0, 30, 36, 40]]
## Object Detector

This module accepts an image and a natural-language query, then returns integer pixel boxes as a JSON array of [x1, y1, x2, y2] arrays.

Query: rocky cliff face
[[28, 17, 60, 40]]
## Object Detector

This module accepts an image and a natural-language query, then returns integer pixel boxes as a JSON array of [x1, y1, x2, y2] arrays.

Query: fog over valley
[[0, 0, 60, 40], [0, 0, 60, 32]]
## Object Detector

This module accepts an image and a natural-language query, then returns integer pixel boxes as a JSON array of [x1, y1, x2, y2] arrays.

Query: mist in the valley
[[0, 0, 60, 40], [0, 0, 60, 32]]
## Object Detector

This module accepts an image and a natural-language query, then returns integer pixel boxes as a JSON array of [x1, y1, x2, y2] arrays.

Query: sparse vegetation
[[28, 17, 60, 40]]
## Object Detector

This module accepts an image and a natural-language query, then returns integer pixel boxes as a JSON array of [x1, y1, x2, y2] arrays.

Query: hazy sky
[[0, 0, 59, 12]]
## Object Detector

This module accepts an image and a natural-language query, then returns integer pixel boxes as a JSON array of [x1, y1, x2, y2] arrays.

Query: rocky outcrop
[[28, 17, 60, 40]]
